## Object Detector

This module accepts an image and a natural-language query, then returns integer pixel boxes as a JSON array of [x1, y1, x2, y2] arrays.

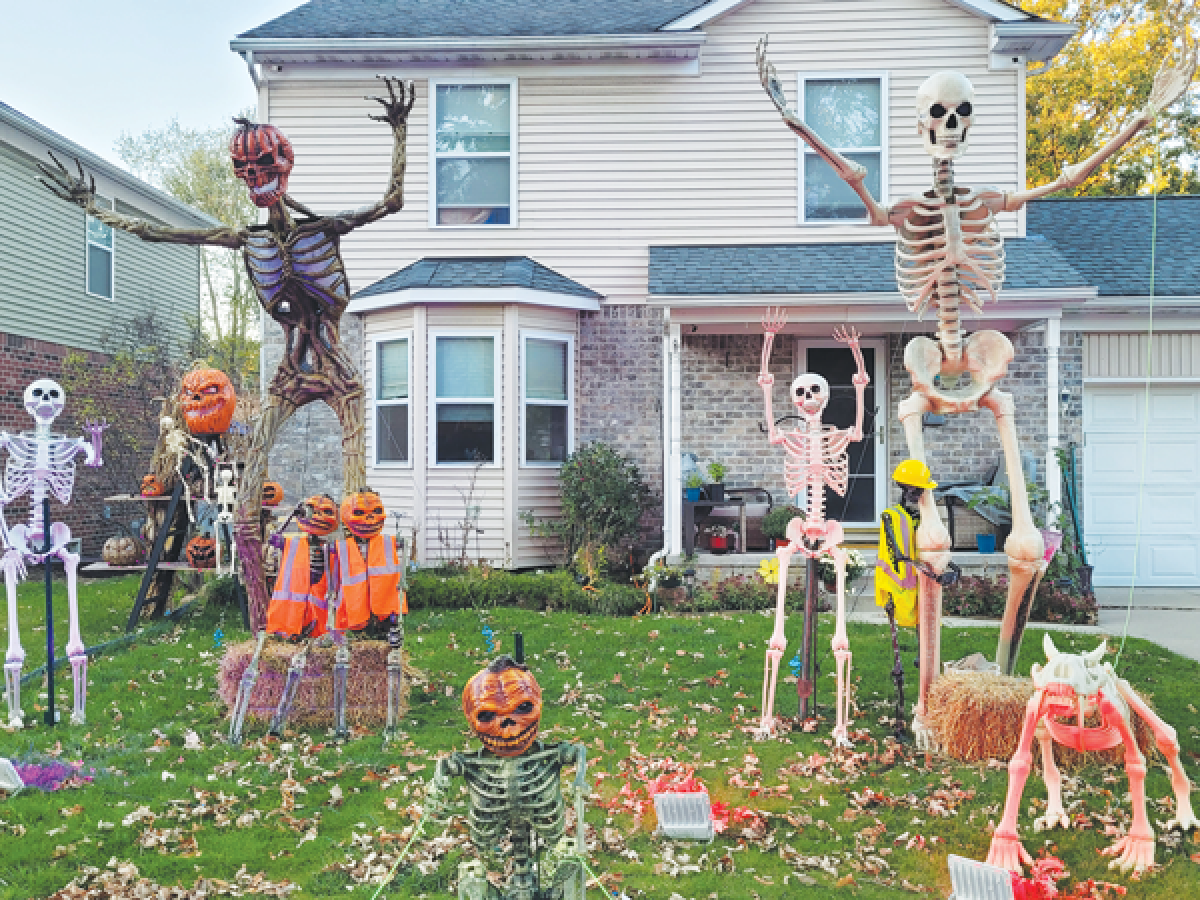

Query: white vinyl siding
[[85, 196, 114, 300], [429, 79, 517, 228], [372, 333, 411, 465], [522, 332, 574, 465]]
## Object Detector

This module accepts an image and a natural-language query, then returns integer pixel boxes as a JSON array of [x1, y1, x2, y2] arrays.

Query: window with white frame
[[433, 335, 496, 463], [86, 197, 114, 299], [375, 337, 410, 464], [523, 335, 572, 464], [432, 82, 515, 226], [798, 75, 885, 222]]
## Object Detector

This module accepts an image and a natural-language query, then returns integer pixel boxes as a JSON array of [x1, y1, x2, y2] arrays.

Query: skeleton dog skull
[[916, 72, 974, 161], [24, 379, 64, 428], [791, 373, 830, 420]]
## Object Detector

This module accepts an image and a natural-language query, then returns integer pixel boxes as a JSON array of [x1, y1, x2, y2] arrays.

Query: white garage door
[[1083, 385, 1200, 587]]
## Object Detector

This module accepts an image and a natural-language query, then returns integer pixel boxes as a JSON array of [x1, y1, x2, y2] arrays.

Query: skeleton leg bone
[[986, 690, 1043, 874], [333, 633, 350, 741], [1117, 679, 1199, 832], [884, 598, 907, 738], [384, 617, 405, 744], [59, 538, 87, 725], [1033, 720, 1069, 831], [3, 549, 26, 729], [756, 536, 797, 739], [269, 639, 311, 737], [981, 389, 1046, 675], [829, 544, 852, 747], [1098, 692, 1156, 873], [229, 630, 267, 745]]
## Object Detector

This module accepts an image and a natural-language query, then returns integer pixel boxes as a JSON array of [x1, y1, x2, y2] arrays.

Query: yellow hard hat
[[893, 459, 937, 491]]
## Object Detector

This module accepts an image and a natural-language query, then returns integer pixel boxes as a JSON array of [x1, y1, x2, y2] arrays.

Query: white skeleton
[[757, 37, 1197, 746], [159, 415, 214, 524], [214, 464, 238, 575], [756, 310, 868, 745], [2, 379, 106, 728]]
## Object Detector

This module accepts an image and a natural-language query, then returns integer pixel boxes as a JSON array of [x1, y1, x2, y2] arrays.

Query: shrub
[[761, 506, 804, 541], [406, 569, 643, 617], [941, 574, 1097, 625]]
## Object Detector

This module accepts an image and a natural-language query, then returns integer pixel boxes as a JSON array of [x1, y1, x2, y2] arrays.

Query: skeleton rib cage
[[445, 745, 569, 848], [779, 426, 852, 515], [2, 433, 84, 532]]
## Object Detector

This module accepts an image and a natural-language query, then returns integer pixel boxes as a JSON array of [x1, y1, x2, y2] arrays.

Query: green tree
[[114, 118, 261, 386]]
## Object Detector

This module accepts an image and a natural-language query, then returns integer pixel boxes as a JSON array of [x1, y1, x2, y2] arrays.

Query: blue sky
[[2, 1, 302, 167]]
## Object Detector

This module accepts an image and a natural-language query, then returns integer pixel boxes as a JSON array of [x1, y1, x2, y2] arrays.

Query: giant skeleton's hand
[[755, 37, 793, 120], [366, 76, 416, 130], [1144, 35, 1198, 119], [37, 153, 98, 213]]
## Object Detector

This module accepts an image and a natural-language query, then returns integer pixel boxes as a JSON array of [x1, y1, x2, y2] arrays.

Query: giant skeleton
[[2, 380, 106, 728], [756, 38, 1197, 746], [38, 77, 415, 632]]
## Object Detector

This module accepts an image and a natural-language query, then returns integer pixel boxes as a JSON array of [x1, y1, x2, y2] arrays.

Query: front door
[[795, 337, 887, 527]]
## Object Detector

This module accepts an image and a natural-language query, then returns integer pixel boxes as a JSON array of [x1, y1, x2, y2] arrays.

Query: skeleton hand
[[756, 37, 793, 117], [833, 326, 869, 387], [84, 419, 109, 467], [366, 76, 417, 129], [762, 306, 789, 335], [37, 153, 98, 212], [1143, 36, 1198, 118]]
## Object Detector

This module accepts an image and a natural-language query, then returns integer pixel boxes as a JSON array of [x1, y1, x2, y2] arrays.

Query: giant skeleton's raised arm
[[38, 155, 245, 249], [986, 40, 1197, 214]]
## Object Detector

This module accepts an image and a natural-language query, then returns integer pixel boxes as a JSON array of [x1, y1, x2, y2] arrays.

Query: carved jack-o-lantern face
[[141, 474, 166, 497], [186, 535, 217, 570], [180, 368, 237, 436], [230, 119, 294, 208], [262, 481, 284, 507], [340, 489, 385, 539], [298, 494, 339, 537], [462, 657, 542, 757]]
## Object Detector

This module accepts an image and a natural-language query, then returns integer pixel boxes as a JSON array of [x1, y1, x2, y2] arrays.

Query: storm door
[[793, 337, 887, 526]]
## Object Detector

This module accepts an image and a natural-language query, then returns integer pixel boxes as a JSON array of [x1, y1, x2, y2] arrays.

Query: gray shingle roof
[[648, 237, 1087, 295], [239, 0, 711, 39], [354, 257, 603, 300], [1026, 196, 1200, 297]]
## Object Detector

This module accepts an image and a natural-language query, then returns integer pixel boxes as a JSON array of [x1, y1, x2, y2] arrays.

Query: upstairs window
[[432, 81, 515, 226], [375, 337, 410, 464], [434, 334, 497, 463], [523, 335, 572, 464], [798, 75, 886, 222], [86, 197, 114, 299]]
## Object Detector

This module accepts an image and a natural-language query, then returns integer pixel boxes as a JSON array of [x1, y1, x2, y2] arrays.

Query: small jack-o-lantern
[[179, 367, 237, 436], [262, 481, 284, 507], [298, 494, 339, 537], [140, 474, 166, 497], [462, 657, 543, 757], [102, 534, 144, 567], [186, 535, 217, 570], [340, 489, 386, 539]]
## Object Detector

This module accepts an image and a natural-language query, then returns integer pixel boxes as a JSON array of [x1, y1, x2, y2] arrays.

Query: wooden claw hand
[[756, 37, 793, 118], [1144, 35, 1198, 118], [366, 76, 416, 129], [38, 152, 97, 212]]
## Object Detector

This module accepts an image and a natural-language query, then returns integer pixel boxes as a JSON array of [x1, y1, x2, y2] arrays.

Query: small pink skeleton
[[988, 636, 1198, 875], [756, 308, 868, 744], [2, 379, 106, 728]]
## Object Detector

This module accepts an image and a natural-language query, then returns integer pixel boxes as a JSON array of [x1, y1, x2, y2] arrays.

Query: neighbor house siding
[[1084, 332, 1200, 379], [0, 143, 198, 353], [261, 0, 1021, 308]]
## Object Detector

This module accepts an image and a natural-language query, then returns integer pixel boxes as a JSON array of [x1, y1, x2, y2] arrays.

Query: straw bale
[[925, 673, 1153, 769], [217, 638, 421, 728]]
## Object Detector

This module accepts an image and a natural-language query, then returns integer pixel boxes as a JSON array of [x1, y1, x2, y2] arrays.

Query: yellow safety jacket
[[875, 505, 919, 627]]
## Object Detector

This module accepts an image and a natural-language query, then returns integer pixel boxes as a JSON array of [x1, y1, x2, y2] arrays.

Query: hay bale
[[217, 638, 421, 728], [926, 673, 1153, 768]]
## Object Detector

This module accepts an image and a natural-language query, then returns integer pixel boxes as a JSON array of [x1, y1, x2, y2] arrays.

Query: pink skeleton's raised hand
[[84, 419, 108, 467]]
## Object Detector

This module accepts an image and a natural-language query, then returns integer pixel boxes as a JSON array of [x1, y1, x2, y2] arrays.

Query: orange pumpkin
[[340, 489, 386, 539], [298, 494, 339, 537], [462, 657, 543, 757], [262, 481, 284, 507], [140, 474, 166, 497], [179, 367, 236, 436], [185, 535, 217, 569]]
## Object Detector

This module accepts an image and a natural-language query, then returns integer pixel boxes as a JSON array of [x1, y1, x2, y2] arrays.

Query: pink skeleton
[[756, 309, 868, 744], [988, 636, 1198, 875], [2, 379, 106, 728]]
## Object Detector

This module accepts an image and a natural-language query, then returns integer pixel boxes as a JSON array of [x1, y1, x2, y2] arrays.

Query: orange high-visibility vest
[[331, 534, 406, 631], [266, 535, 329, 638]]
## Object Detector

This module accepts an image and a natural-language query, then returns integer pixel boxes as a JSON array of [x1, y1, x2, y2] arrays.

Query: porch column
[[664, 321, 683, 556], [1045, 315, 1061, 510]]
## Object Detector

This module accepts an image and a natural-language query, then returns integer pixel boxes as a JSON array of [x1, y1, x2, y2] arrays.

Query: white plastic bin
[[653, 791, 714, 842]]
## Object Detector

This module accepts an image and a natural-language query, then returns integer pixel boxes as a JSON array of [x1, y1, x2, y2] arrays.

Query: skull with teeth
[[915, 72, 975, 161], [462, 656, 543, 757], [230, 118, 294, 208], [24, 378, 64, 427], [791, 373, 830, 421]]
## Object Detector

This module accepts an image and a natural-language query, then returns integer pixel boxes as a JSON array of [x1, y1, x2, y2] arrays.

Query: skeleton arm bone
[[760, 308, 787, 444], [833, 326, 869, 440], [882, 510, 961, 586]]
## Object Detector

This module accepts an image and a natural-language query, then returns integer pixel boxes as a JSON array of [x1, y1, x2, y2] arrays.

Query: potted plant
[[684, 473, 704, 502], [705, 461, 727, 503], [761, 505, 804, 550], [706, 524, 733, 554], [647, 559, 687, 609], [817, 547, 869, 592]]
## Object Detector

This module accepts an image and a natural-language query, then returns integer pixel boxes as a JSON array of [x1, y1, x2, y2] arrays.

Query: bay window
[[433, 334, 497, 463], [374, 336, 410, 464], [523, 334, 573, 464]]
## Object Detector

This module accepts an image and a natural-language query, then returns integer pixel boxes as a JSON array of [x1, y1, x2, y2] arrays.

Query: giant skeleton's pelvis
[[904, 329, 1013, 415]]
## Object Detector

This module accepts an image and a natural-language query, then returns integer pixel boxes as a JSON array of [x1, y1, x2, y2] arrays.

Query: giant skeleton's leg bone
[[829, 543, 852, 748], [756, 535, 798, 739], [1116, 679, 1199, 832], [986, 690, 1043, 874], [384, 618, 405, 743], [2, 549, 26, 729], [57, 531, 88, 725], [1098, 692, 1157, 873], [981, 389, 1047, 675], [229, 630, 267, 745], [269, 639, 311, 737], [1032, 720, 1069, 832]]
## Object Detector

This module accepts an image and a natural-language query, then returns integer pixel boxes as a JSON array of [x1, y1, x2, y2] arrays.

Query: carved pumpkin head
[[185, 535, 217, 569], [140, 474, 166, 497], [262, 481, 284, 507], [230, 118, 294, 208], [180, 367, 237, 436], [462, 657, 542, 757], [340, 489, 386, 539], [298, 494, 339, 537]]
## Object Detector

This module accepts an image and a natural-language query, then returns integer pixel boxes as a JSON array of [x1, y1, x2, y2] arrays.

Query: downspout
[[1045, 316, 1062, 512]]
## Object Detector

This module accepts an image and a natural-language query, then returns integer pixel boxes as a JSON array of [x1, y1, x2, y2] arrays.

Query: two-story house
[[0, 101, 213, 550], [231, 0, 1200, 587]]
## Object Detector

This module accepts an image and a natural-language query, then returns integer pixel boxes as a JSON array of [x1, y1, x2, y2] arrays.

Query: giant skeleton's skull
[[916, 72, 975, 161], [790, 373, 830, 421], [24, 379, 64, 427], [230, 119, 294, 208]]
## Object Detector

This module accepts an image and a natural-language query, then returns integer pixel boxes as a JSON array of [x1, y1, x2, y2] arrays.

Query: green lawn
[[0, 580, 1198, 899]]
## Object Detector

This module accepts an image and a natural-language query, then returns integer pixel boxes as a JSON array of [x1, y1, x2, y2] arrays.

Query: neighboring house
[[0, 101, 213, 549], [231, 0, 1195, 586]]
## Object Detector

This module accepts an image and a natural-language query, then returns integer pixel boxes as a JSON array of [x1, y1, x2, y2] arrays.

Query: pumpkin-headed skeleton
[[430, 656, 588, 900]]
